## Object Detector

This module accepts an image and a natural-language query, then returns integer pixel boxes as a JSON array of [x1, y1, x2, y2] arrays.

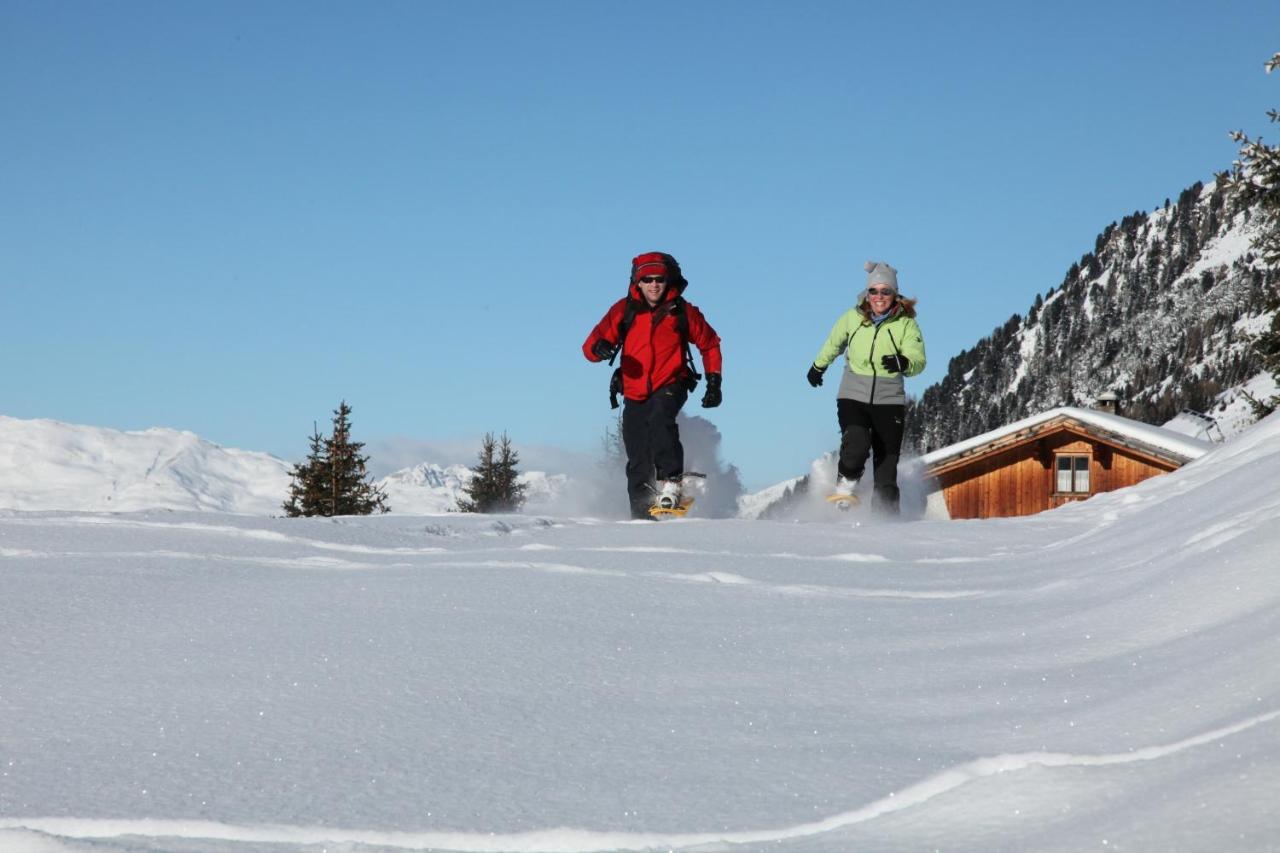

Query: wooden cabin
[[920, 407, 1213, 520]]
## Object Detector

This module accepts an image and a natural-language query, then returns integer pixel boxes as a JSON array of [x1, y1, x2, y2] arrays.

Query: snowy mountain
[[377, 461, 570, 514], [736, 472, 804, 520], [3, 413, 1279, 851], [907, 178, 1277, 452], [0, 414, 573, 516], [0, 415, 292, 514]]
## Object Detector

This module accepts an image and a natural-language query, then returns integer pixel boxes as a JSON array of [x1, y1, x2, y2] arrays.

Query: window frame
[[1053, 452, 1093, 496]]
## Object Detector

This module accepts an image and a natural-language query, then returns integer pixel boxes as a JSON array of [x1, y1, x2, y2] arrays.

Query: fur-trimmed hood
[[857, 295, 918, 323]]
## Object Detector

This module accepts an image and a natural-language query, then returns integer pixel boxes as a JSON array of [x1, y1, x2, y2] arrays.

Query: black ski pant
[[837, 398, 905, 515], [622, 383, 688, 517]]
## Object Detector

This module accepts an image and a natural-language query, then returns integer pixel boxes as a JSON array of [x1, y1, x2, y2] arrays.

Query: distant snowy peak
[[0, 416, 575, 516], [381, 462, 473, 490], [376, 462, 570, 515], [376, 463, 471, 515], [0, 415, 291, 514]]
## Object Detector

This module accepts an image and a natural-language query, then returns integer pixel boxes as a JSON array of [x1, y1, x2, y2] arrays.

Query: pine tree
[[1224, 52, 1279, 242], [325, 401, 390, 516], [282, 424, 329, 517], [457, 433, 497, 513], [494, 433, 527, 511], [281, 401, 389, 517], [458, 432, 526, 513], [1224, 51, 1280, 415], [599, 412, 626, 473]]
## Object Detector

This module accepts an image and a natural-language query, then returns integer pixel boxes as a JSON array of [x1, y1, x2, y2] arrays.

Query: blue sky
[[3, 1, 1278, 490]]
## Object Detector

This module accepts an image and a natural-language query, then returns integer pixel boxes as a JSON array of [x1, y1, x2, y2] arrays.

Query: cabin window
[[1055, 454, 1091, 494]]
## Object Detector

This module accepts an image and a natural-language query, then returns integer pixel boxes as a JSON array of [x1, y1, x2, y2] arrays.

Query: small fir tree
[[599, 412, 626, 473], [281, 401, 389, 517], [457, 433, 498, 513], [494, 433, 527, 511], [458, 431, 526, 513], [324, 401, 390, 516], [282, 424, 329, 517]]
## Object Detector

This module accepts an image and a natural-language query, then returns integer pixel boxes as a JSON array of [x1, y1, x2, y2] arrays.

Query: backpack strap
[[608, 299, 639, 367], [672, 298, 701, 387]]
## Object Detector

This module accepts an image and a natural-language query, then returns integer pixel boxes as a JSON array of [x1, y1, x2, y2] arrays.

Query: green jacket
[[814, 305, 926, 405]]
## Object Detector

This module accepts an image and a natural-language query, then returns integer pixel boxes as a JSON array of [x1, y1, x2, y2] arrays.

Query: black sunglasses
[[867, 288, 896, 296], [639, 275, 667, 284]]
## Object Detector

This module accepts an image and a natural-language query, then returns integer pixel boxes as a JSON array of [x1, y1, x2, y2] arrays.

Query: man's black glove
[[807, 364, 825, 387], [701, 372, 722, 408], [591, 338, 619, 361], [880, 354, 910, 374]]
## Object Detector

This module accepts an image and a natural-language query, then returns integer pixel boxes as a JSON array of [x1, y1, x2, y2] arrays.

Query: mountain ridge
[[0, 415, 568, 516], [906, 177, 1275, 452]]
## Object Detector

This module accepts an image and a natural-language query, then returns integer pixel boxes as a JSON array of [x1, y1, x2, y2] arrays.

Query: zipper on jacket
[[867, 322, 883, 404], [646, 308, 656, 398]]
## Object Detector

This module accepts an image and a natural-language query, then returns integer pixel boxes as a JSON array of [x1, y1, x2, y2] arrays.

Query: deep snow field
[[3, 416, 1280, 852]]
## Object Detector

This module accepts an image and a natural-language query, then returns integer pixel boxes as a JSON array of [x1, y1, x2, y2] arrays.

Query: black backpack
[[607, 255, 700, 408]]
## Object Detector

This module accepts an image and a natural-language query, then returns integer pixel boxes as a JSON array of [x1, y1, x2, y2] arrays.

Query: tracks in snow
[[4, 710, 1276, 852]]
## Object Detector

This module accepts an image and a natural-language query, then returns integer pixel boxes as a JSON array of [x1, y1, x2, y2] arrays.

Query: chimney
[[1094, 391, 1121, 416]]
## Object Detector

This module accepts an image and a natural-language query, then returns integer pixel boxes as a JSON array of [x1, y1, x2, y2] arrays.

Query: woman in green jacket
[[807, 261, 926, 515]]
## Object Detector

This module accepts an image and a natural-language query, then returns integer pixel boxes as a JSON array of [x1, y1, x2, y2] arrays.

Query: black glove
[[807, 364, 825, 387], [880, 354, 910, 374], [701, 372, 722, 408], [591, 338, 619, 361]]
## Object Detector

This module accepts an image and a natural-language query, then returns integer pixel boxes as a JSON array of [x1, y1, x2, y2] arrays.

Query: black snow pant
[[622, 382, 689, 518], [837, 398, 906, 515]]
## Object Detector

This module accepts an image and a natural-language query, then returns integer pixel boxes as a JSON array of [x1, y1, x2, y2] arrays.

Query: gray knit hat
[[865, 260, 898, 292]]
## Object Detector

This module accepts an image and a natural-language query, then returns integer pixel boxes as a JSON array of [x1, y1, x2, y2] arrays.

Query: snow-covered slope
[[736, 472, 804, 519], [0, 415, 292, 514], [909, 178, 1276, 452], [4, 416, 1278, 851]]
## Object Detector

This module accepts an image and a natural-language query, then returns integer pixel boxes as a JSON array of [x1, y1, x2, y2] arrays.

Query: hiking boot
[[834, 476, 857, 497], [655, 479, 682, 510]]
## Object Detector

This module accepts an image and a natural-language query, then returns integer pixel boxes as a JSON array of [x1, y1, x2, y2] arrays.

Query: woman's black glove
[[591, 338, 619, 361], [807, 364, 825, 387], [701, 373, 722, 408], [880, 354, 910, 374]]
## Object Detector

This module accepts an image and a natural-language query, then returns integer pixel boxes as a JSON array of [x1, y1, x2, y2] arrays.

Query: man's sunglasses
[[639, 275, 667, 284]]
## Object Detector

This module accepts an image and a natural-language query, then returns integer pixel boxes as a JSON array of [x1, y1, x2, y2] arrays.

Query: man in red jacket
[[583, 252, 723, 519]]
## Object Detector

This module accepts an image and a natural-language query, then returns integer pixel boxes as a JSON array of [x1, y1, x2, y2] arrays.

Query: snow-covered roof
[[920, 406, 1214, 470]]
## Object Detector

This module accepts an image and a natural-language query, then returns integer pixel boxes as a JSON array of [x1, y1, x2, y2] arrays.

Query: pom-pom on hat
[[865, 260, 898, 292]]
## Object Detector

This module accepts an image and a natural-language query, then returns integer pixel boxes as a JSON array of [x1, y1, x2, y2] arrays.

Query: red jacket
[[583, 283, 722, 402]]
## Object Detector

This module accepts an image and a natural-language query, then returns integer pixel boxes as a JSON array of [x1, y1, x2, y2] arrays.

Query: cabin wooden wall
[[935, 430, 1179, 519]]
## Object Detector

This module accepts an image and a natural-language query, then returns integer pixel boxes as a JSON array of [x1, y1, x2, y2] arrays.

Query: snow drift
[[1, 414, 1278, 850]]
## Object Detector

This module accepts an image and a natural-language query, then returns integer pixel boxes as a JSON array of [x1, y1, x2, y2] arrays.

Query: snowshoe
[[827, 476, 859, 512], [649, 496, 695, 518], [646, 473, 706, 518], [825, 493, 861, 512]]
